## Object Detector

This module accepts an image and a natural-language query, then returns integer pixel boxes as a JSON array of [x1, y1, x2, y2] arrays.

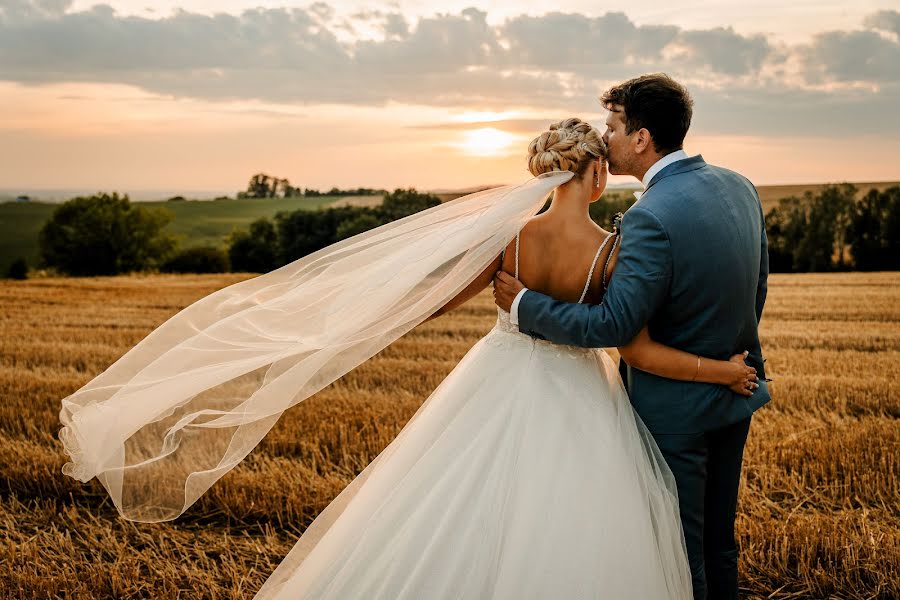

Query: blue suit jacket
[[518, 155, 770, 434]]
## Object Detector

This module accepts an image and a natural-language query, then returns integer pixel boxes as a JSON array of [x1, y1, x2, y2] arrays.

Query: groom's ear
[[633, 127, 654, 155]]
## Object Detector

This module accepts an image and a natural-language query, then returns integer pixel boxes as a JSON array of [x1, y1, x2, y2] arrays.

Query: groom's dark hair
[[600, 73, 693, 155]]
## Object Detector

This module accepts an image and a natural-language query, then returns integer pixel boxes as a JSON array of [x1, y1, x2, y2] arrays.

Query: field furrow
[[0, 272, 897, 599]]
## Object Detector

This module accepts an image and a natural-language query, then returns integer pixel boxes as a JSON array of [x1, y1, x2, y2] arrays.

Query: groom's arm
[[517, 206, 673, 348], [756, 203, 769, 324]]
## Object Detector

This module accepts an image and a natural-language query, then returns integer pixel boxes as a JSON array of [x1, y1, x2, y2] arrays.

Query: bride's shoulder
[[522, 213, 559, 236], [510, 216, 548, 247], [523, 215, 613, 247]]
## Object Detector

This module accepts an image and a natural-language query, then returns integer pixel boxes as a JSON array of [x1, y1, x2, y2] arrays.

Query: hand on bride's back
[[493, 271, 525, 312], [726, 352, 758, 397]]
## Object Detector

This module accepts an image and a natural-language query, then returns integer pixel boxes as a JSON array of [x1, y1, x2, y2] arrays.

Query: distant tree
[[378, 188, 441, 221], [167, 196, 186, 202], [336, 211, 384, 240], [160, 245, 230, 274], [276, 206, 362, 261], [847, 186, 900, 270], [302, 187, 385, 197], [811, 183, 855, 269], [887, 187, 900, 267], [764, 184, 856, 272], [243, 174, 302, 199], [765, 200, 801, 272], [227, 218, 279, 273], [6, 257, 28, 279], [589, 192, 634, 229], [38, 192, 177, 276], [246, 173, 274, 199]]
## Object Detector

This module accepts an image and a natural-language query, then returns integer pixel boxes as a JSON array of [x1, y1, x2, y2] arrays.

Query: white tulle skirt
[[253, 310, 693, 599]]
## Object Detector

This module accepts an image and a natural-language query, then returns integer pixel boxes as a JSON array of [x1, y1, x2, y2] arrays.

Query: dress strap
[[514, 231, 520, 279], [601, 231, 620, 292], [500, 231, 521, 279], [578, 233, 614, 304]]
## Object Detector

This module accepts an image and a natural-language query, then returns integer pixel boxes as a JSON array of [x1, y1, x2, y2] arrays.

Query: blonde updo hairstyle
[[527, 117, 606, 180]]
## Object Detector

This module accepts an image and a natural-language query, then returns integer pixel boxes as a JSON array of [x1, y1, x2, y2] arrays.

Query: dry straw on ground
[[1, 272, 897, 599]]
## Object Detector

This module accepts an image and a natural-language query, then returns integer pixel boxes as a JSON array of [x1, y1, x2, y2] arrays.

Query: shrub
[[227, 218, 279, 273], [38, 192, 177, 276], [6, 257, 28, 279], [160, 246, 230, 274], [335, 211, 384, 241]]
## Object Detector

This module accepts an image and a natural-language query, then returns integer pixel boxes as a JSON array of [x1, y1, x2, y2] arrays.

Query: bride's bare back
[[500, 212, 620, 306]]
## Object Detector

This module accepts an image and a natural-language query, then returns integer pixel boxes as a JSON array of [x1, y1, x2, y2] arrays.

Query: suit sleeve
[[756, 220, 768, 324], [517, 206, 672, 348], [753, 185, 768, 323]]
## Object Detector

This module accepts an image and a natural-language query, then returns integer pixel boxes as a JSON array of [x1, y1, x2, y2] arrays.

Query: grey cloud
[[383, 13, 409, 39], [0, 0, 72, 21], [801, 29, 900, 83], [2, 4, 349, 75], [354, 8, 498, 75], [347, 10, 409, 39], [308, 2, 334, 23], [501, 12, 679, 70], [678, 83, 900, 137], [0, 2, 897, 136], [672, 27, 771, 76], [863, 9, 900, 37]]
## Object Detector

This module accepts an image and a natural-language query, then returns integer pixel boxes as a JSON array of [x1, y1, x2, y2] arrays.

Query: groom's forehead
[[605, 105, 625, 123]]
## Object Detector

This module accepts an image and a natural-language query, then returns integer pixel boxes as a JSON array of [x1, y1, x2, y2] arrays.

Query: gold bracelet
[[692, 355, 700, 381]]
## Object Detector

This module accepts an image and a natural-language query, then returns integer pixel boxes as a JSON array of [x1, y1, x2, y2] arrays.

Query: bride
[[57, 118, 757, 599], [251, 118, 756, 599]]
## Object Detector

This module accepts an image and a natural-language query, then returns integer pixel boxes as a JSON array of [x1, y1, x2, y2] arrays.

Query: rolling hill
[[1, 181, 896, 277]]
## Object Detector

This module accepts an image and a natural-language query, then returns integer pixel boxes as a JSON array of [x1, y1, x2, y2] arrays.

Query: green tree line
[[9, 189, 440, 278], [226, 189, 441, 273], [236, 172, 385, 199], [590, 184, 900, 273], [766, 184, 900, 272], [6, 184, 897, 279]]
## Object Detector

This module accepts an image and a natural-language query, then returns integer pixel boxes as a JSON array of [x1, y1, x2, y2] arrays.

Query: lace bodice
[[486, 308, 597, 360]]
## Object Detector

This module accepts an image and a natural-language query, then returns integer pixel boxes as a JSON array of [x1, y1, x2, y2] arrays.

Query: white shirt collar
[[634, 149, 690, 200]]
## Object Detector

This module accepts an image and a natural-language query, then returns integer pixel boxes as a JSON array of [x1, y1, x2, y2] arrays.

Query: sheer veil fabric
[[57, 170, 575, 523]]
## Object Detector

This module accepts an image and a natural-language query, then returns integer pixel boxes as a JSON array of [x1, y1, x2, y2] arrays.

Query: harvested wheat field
[[0, 272, 897, 599]]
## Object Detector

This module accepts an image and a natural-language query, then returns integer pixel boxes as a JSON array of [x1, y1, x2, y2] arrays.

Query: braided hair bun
[[526, 117, 606, 179]]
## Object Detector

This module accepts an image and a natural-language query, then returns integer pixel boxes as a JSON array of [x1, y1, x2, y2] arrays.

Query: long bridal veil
[[58, 170, 575, 523]]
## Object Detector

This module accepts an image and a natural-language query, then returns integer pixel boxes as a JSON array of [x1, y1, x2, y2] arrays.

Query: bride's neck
[[545, 183, 591, 221]]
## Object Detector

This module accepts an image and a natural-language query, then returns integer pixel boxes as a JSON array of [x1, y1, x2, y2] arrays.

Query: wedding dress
[[55, 170, 691, 598], [254, 232, 693, 599]]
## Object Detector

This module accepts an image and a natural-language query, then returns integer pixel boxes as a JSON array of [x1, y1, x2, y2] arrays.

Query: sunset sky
[[1, 0, 899, 197]]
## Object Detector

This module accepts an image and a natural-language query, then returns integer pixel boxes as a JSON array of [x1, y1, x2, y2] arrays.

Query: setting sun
[[457, 127, 518, 157]]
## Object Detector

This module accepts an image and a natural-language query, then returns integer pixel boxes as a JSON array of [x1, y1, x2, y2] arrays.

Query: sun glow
[[457, 127, 518, 157]]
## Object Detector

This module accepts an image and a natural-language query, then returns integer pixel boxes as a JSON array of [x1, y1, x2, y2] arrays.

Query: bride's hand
[[725, 351, 758, 396]]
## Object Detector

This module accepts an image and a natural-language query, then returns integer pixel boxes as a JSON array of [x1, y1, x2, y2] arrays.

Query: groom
[[494, 73, 770, 600]]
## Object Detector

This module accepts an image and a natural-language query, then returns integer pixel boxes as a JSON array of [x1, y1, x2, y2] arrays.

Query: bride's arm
[[618, 326, 759, 396], [423, 254, 503, 323]]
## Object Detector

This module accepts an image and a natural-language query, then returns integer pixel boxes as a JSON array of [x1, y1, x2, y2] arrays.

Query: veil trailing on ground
[[58, 170, 575, 523]]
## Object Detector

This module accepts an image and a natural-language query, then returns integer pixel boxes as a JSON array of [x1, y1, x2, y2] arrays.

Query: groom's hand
[[493, 271, 525, 312]]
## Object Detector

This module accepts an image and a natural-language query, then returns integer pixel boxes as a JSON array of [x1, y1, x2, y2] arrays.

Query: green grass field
[[0, 194, 345, 276], [2, 181, 896, 277]]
